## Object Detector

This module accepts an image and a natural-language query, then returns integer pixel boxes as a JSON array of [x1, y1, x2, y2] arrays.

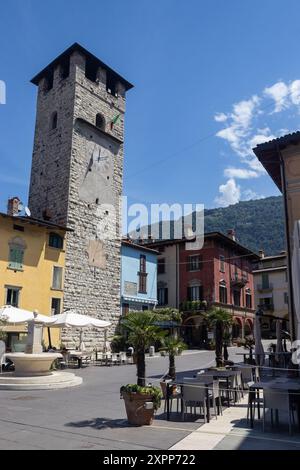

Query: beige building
[[254, 132, 300, 340], [253, 251, 289, 338]]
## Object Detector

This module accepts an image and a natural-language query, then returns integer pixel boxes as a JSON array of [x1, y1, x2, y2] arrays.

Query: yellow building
[[0, 198, 68, 349]]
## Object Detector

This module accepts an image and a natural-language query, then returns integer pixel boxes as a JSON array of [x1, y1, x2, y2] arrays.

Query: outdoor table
[[166, 377, 213, 423], [249, 379, 300, 429], [68, 351, 83, 368], [236, 352, 252, 364], [201, 370, 239, 407]]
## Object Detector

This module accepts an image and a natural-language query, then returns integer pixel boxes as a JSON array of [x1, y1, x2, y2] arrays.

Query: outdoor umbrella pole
[[47, 327, 52, 349]]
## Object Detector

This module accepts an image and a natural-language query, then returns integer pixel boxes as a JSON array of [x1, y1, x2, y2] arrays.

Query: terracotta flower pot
[[122, 391, 155, 426]]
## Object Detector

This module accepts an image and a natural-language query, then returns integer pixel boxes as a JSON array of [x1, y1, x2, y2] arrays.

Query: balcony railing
[[231, 274, 248, 287], [259, 303, 274, 312]]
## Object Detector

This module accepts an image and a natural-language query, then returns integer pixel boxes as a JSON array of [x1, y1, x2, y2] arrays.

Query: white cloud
[[214, 112, 228, 122], [242, 189, 263, 201], [249, 131, 276, 149], [214, 78, 300, 206], [216, 95, 261, 158], [215, 178, 241, 207], [264, 81, 289, 112], [224, 168, 259, 179], [290, 80, 300, 105]]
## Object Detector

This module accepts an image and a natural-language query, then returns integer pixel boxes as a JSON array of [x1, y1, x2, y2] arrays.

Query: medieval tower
[[28, 43, 133, 347]]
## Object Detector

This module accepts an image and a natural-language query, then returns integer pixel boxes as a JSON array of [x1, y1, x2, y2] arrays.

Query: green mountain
[[204, 196, 285, 255]]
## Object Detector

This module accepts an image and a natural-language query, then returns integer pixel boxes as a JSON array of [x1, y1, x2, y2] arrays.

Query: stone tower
[[28, 43, 133, 347]]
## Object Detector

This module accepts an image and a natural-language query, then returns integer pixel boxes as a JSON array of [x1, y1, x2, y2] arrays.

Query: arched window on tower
[[96, 113, 105, 130], [50, 111, 58, 130]]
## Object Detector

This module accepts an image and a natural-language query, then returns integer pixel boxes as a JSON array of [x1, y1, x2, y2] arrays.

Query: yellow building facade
[[0, 207, 67, 349]]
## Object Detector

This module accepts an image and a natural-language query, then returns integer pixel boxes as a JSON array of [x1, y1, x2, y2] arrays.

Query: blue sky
[[1, 0, 300, 215]]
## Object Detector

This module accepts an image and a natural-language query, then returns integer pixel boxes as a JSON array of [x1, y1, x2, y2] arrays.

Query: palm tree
[[206, 308, 233, 367], [122, 311, 166, 386], [160, 336, 187, 380]]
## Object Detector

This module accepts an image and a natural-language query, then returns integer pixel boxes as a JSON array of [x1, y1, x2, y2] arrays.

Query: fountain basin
[[0, 371, 83, 390], [6, 352, 62, 376]]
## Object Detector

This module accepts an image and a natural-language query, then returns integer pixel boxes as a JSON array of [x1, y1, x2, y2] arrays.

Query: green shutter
[[9, 247, 24, 270]]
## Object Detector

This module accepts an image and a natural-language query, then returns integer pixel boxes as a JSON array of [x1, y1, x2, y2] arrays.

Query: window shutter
[[9, 247, 24, 270], [187, 287, 191, 301], [165, 288, 168, 305]]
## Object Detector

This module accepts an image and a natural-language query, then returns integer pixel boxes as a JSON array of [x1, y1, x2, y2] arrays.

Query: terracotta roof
[[253, 131, 300, 191], [0, 212, 71, 231]]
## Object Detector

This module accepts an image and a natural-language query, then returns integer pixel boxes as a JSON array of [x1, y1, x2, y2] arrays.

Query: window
[[6, 287, 20, 307], [220, 255, 225, 273], [44, 73, 53, 93], [52, 267, 63, 290], [49, 233, 64, 249], [96, 113, 105, 130], [8, 246, 24, 271], [262, 272, 269, 289], [51, 298, 61, 316], [233, 290, 240, 306], [85, 57, 98, 82], [187, 285, 203, 301], [50, 111, 57, 130], [284, 292, 289, 304], [158, 288, 168, 306], [138, 255, 147, 293], [122, 303, 129, 316], [246, 290, 252, 309], [219, 283, 227, 304], [106, 73, 118, 97], [188, 255, 202, 271], [140, 254, 146, 273], [158, 258, 165, 274], [60, 58, 70, 79], [13, 225, 24, 232], [142, 305, 149, 311]]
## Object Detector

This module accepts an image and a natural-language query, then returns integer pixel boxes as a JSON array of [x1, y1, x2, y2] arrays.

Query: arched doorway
[[232, 317, 242, 339], [182, 315, 208, 349], [244, 318, 253, 337]]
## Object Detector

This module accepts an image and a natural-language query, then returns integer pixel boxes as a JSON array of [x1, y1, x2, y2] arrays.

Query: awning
[[121, 296, 157, 305]]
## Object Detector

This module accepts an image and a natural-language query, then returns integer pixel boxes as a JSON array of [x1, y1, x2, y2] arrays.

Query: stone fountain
[[0, 320, 82, 390]]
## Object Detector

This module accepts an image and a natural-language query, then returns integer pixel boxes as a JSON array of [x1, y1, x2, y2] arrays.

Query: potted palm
[[120, 311, 165, 425], [160, 336, 187, 380], [205, 308, 233, 367]]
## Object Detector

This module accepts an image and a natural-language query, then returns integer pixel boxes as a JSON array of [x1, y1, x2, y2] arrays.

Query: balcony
[[257, 283, 273, 293], [230, 274, 248, 287], [259, 303, 274, 312]]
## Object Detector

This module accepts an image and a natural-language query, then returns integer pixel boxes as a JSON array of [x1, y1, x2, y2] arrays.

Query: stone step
[[0, 371, 83, 390]]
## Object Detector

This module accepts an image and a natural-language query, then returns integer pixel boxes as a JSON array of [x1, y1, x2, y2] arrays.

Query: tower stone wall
[[28, 44, 133, 348]]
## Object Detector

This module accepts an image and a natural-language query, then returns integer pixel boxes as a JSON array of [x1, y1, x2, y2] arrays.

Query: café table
[[249, 379, 300, 429], [166, 376, 214, 423], [201, 369, 240, 407]]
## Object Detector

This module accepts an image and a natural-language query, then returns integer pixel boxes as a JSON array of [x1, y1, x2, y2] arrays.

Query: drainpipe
[[176, 244, 179, 308], [278, 144, 296, 341]]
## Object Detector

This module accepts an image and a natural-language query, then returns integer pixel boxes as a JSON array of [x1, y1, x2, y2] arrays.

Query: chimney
[[227, 229, 236, 241], [259, 249, 265, 259], [7, 197, 21, 217]]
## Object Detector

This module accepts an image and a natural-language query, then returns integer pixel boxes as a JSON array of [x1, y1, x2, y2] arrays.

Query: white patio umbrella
[[50, 311, 111, 328], [254, 314, 265, 366], [292, 220, 300, 342], [275, 319, 283, 362], [50, 311, 111, 351], [0, 305, 57, 325]]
